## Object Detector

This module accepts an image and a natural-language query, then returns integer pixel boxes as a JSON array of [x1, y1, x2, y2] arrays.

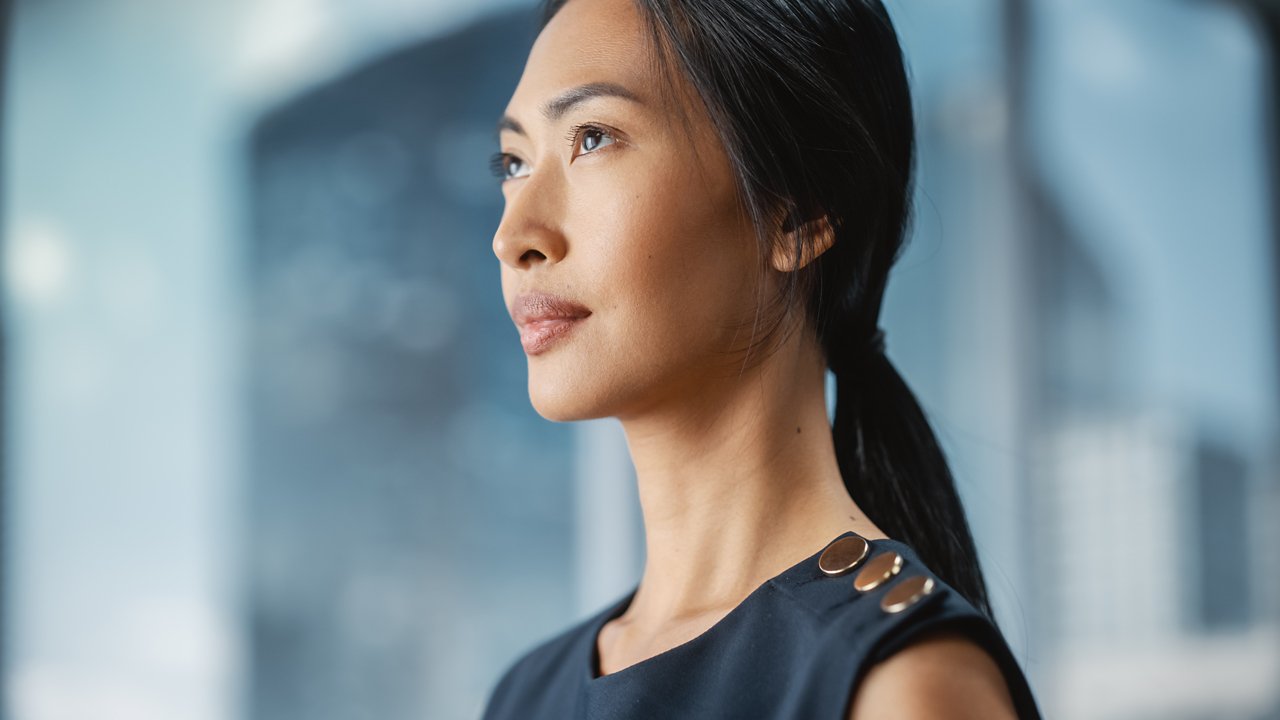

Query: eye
[[566, 122, 618, 158], [488, 151, 529, 182], [488, 123, 619, 184]]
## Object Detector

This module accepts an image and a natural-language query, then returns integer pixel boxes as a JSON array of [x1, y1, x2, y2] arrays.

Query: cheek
[[574, 157, 760, 371]]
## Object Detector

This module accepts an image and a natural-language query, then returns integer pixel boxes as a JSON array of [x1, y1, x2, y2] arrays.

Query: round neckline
[[584, 530, 897, 684]]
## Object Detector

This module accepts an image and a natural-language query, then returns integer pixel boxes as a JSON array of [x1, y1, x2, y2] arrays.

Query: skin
[[847, 631, 1019, 719], [492, 0, 1017, 716]]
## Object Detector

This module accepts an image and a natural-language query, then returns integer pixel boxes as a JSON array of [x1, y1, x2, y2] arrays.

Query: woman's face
[[493, 0, 776, 422]]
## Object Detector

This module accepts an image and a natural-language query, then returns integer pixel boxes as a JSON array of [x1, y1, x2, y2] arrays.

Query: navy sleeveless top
[[481, 532, 1042, 719]]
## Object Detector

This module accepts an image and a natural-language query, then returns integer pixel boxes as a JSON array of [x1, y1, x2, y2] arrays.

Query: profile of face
[[493, 0, 794, 423]]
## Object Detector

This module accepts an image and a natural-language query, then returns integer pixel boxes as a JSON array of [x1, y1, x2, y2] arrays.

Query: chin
[[526, 363, 607, 422]]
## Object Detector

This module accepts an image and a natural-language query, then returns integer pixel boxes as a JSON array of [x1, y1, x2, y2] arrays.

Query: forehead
[[505, 0, 656, 114]]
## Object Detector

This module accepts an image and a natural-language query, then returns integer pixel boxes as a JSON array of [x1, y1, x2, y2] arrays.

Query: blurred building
[[1034, 410, 1278, 719], [243, 9, 582, 720]]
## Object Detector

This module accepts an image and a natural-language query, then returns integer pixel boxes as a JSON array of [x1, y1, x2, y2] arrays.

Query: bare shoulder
[[846, 630, 1018, 720]]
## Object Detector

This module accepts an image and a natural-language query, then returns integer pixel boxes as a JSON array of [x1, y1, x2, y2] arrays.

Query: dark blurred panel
[[1193, 434, 1251, 630], [242, 8, 578, 719]]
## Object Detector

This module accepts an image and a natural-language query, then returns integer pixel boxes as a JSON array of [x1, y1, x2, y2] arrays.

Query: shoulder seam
[[766, 576, 834, 625]]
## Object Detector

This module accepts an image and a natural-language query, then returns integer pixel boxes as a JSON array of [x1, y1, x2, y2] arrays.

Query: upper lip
[[511, 291, 592, 329]]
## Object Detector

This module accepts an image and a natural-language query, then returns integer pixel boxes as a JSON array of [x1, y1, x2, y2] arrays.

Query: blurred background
[[2, 0, 1278, 718]]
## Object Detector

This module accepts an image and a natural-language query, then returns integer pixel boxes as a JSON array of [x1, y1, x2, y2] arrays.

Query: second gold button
[[853, 551, 903, 592]]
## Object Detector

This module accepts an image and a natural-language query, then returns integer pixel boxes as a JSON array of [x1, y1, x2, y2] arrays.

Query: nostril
[[520, 249, 547, 264]]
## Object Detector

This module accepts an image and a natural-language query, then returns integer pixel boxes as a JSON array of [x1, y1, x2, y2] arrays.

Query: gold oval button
[[880, 575, 935, 613], [853, 551, 903, 592], [817, 535, 870, 576]]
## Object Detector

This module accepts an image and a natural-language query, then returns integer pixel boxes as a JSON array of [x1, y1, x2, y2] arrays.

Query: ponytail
[[827, 325, 992, 617]]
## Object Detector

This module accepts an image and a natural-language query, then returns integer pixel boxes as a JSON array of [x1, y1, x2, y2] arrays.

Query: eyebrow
[[495, 81, 644, 138]]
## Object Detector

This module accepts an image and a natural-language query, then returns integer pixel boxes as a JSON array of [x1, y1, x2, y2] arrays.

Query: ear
[[769, 212, 836, 273]]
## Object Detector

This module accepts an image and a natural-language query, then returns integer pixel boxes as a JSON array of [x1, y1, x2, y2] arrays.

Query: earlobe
[[769, 213, 836, 273]]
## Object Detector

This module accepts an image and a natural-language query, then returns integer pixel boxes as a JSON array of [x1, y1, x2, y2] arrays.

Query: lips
[[511, 291, 592, 356]]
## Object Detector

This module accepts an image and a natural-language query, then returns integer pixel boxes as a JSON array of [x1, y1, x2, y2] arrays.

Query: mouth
[[511, 291, 592, 356], [519, 315, 590, 355]]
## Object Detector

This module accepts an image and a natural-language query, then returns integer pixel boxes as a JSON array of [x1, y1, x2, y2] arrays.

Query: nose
[[492, 177, 568, 270]]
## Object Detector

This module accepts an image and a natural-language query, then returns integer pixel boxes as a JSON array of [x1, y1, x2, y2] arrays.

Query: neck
[[615, 331, 880, 624]]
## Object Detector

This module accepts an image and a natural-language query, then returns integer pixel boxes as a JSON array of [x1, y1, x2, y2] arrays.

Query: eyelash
[[488, 122, 618, 182]]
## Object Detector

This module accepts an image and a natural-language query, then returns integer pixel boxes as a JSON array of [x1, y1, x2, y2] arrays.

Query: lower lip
[[520, 316, 589, 355]]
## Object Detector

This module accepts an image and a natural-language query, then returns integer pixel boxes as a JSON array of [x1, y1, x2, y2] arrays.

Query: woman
[[481, 0, 1042, 717]]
